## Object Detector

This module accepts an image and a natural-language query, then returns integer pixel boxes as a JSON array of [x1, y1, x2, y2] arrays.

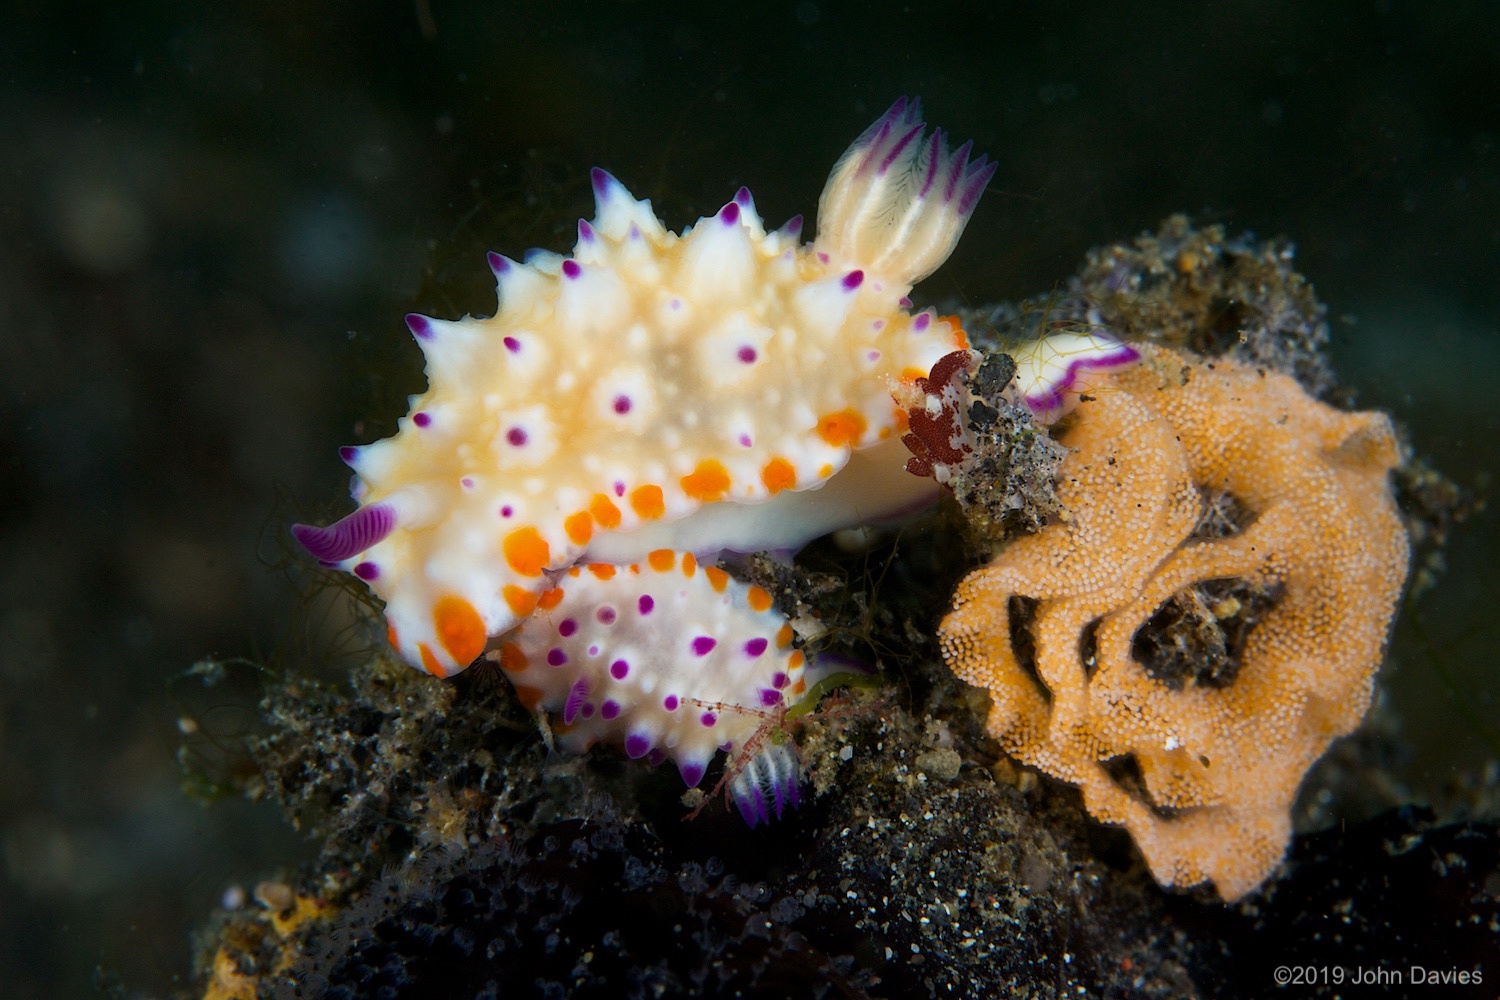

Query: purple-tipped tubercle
[[405, 313, 433, 340], [577, 219, 595, 243], [590, 166, 619, 198], [719, 201, 740, 226], [842, 269, 864, 291], [291, 502, 396, 564], [487, 251, 511, 276], [734, 186, 753, 208], [561, 259, 582, 279]]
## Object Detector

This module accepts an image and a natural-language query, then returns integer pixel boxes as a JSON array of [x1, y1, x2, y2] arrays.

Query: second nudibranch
[[293, 97, 996, 823]]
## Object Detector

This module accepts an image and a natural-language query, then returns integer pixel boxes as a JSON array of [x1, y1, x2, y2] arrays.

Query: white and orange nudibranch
[[293, 97, 996, 824]]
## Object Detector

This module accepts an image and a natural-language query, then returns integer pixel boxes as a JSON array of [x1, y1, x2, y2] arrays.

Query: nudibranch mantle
[[294, 98, 994, 820]]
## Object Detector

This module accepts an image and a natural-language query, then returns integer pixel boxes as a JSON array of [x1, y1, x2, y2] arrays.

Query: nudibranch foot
[[817, 96, 997, 284]]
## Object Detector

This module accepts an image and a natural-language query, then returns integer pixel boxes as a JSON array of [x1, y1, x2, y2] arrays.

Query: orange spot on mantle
[[503, 526, 550, 576], [747, 585, 773, 613], [817, 408, 867, 448], [630, 485, 665, 520], [761, 457, 796, 495], [590, 494, 622, 529], [564, 511, 593, 545], [705, 566, 729, 592], [587, 563, 617, 580], [433, 595, 486, 667], [537, 587, 565, 610], [680, 459, 731, 502], [648, 549, 675, 572], [504, 585, 539, 617], [418, 643, 448, 678]]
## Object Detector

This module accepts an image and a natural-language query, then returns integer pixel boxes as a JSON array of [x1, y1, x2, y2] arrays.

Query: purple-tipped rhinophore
[[291, 502, 396, 564], [563, 678, 590, 725]]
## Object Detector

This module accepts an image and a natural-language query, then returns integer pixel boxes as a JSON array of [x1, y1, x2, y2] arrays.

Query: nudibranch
[[1010, 330, 1141, 423], [293, 97, 996, 822]]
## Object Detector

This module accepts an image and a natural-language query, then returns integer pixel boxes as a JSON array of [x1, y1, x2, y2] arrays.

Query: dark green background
[[2, 2, 1495, 994]]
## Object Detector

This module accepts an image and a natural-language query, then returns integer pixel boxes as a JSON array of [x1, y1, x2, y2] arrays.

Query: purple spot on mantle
[[460, 476, 475, 490], [580, 702, 596, 719], [737, 346, 757, 363], [558, 618, 577, 637], [691, 636, 717, 656], [613, 395, 632, 414], [506, 427, 528, 446], [663, 694, 679, 711], [610, 659, 629, 680], [601, 699, 620, 720], [842, 269, 864, 291], [503, 335, 521, 353], [816, 251, 829, 264], [759, 688, 782, 707], [546, 648, 568, 667], [404, 314, 433, 340], [670, 298, 682, 310], [744, 637, 768, 657], [624, 733, 651, 758], [353, 561, 379, 581], [291, 503, 396, 564], [412, 411, 431, 428], [338, 446, 359, 465], [700, 711, 717, 728], [738, 433, 752, 448], [500, 505, 514, 518], [913, 313, 931, 332], [719, 202, 740, 226], [613, 481, 626, 497], [638, 595, 654, 615], [588, 645, 599, 656], [561, 259, 582, 280], [596, 607, 616, 625], [772, 671, 789, 689]]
